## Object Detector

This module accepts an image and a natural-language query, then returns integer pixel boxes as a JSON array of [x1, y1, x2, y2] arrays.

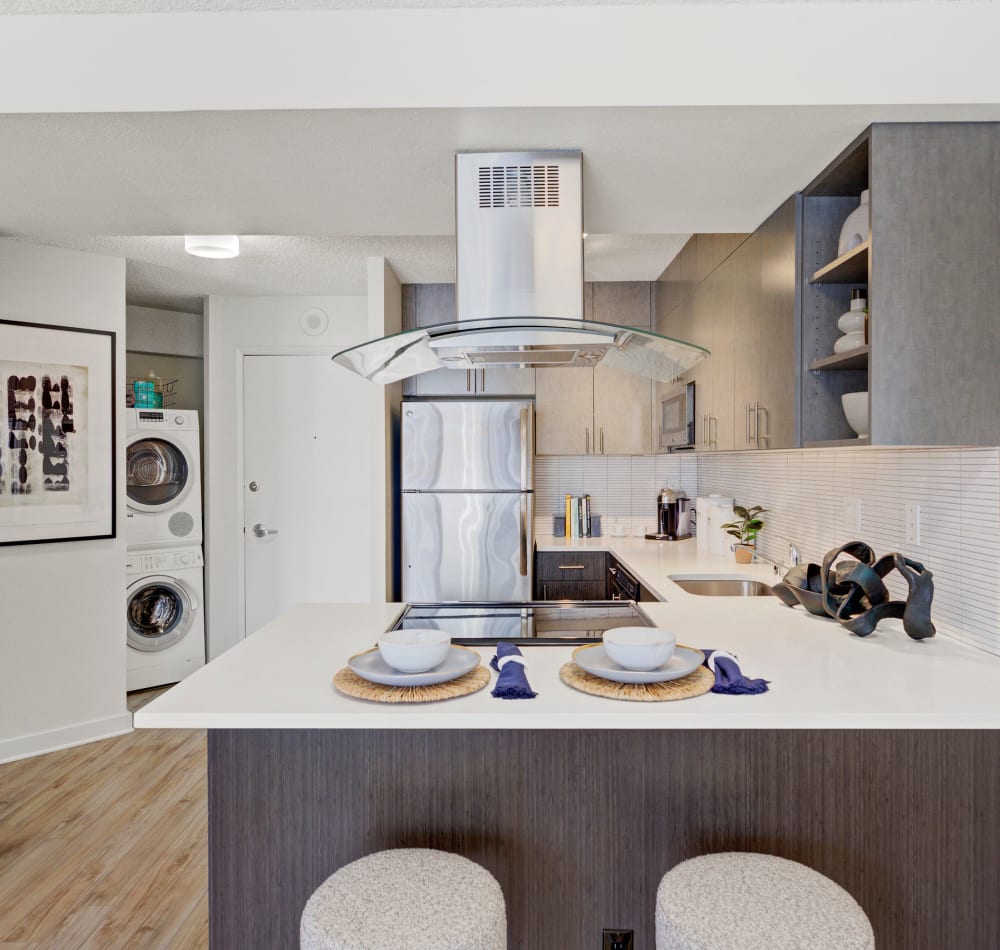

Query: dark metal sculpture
[[772, 541, 936, 640]]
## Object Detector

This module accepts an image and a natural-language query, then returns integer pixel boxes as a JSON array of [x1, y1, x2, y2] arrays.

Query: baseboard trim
[[0, 711, 134, 764]]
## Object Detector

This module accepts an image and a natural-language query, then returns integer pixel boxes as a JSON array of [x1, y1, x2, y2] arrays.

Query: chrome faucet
[[735, 540, 801, 576]]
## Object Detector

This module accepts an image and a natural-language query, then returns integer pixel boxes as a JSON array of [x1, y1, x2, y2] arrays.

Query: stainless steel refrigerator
[[401, 399, 534, 602]]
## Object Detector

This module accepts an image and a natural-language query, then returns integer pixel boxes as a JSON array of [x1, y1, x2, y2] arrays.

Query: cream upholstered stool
[[300, 848, 506, 950], [655, 852, 875, 950]]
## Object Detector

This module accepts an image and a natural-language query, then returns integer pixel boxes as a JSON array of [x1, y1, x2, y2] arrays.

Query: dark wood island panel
[[208, 729, 1000, 949]]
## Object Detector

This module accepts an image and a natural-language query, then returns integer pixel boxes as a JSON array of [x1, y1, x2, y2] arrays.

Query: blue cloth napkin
[[490, 642, 538, 699], [701, 649, 770, 695]]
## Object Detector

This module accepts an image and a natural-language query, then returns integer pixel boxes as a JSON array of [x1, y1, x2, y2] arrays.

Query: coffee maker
[[645, 488, 692, 541]]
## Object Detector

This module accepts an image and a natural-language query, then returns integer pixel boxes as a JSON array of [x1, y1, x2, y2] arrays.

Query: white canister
[[697, 495, 735, 556]]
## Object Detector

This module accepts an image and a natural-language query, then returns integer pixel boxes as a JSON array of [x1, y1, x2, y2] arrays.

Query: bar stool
[[300, 848, 506, 950], [656, 852, 875, 949]]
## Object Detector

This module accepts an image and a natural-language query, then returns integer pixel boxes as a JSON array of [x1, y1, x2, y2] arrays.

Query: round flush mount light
[[184, 235, 240, 259]]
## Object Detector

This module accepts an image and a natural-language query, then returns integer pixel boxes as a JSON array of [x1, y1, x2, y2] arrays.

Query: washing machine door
[[127, 575, 198, 652], [126, 436, 193, 512]]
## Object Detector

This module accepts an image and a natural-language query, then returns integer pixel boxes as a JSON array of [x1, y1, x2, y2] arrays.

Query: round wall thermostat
[[300, 307, 329, 336]]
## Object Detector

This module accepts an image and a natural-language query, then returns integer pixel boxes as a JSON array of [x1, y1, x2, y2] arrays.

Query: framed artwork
[[1, 318, 116, 546]]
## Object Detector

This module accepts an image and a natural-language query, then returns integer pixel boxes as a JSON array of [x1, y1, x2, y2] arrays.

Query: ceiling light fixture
[[184, 235, 240, 259]]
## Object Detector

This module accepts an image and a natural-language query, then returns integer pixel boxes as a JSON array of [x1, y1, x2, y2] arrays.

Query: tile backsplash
[[535, 447, 1000, 657], [534, 454, 698, 538]]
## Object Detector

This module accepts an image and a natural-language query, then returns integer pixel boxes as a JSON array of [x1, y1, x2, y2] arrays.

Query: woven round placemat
[[559, 650, 715, 703], [333, 661, 490, 704]]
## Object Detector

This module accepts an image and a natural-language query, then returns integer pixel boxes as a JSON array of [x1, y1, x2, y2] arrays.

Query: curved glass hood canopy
[[332, 149, 710, 384], [332, 316, 709, 383]]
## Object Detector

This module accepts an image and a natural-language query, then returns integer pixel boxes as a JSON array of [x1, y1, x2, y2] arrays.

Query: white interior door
[[243, 355, 372, 636]]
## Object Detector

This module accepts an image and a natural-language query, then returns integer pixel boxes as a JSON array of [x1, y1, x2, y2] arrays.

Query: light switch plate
[[904, 503, 922, 545], [843, 498, 862, 533]]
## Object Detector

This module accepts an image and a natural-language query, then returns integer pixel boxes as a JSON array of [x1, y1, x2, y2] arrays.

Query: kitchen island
[[137, 541, 1000, 949]]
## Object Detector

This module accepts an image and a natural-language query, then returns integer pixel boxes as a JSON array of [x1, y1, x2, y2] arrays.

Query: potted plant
[[721, 505, 768, 563]]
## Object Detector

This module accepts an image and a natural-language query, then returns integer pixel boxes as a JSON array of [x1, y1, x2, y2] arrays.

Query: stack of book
[[564, 494, 593, 539]]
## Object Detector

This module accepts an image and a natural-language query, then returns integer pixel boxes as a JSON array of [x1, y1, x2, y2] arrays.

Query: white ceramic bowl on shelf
[[603, 627, 676, 671], [837, 311, 867, 334], [377, 629, 451, 673], [841, 391, 870, 438], [834, 331, 866, 354]]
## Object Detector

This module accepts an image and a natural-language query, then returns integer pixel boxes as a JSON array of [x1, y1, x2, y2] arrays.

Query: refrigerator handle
[[520, 406, 534, 491], [519, 494, 529, 577]]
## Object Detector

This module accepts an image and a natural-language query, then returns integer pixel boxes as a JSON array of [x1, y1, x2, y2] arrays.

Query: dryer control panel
[[127, 548, 204, 574]]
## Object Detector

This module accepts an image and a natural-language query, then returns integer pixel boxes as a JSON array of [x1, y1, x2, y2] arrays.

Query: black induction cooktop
[[389, 601, 654, 646]]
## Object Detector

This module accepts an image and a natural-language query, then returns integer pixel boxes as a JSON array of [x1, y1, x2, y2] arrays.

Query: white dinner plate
[[572, 643, 704, 684], [347, 645, 479, 687]]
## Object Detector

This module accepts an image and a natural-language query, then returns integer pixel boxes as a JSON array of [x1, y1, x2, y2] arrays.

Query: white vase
[[838, 189, 871, 257], [837, 311, 866, 334], [834, 331, 866, 354]]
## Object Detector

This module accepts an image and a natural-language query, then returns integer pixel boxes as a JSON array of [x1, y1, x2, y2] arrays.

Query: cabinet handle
[[702, 414, 708, 447], [466, 369, 471, 392], [709, 415, 717, 450], [745, 404, 751, 446], [756, 403, 768, 447], [543, 584, 548, 600], [586, 428, 591, 454], [558, 564, 586, 570], [600, 428, 605, 454], [480, 368, 486, 392]]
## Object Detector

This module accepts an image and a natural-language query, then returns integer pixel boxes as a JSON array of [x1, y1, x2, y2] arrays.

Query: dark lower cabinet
[[209, 729, 1000, 950], [535, 551, 608, 599], [537, 578, 606, 600]]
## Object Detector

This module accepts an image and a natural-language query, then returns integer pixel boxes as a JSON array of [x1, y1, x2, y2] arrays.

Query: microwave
[[659, 381, 696, 451]]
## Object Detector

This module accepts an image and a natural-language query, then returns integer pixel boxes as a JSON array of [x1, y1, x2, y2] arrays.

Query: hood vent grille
[[478, 163, 559, 209]]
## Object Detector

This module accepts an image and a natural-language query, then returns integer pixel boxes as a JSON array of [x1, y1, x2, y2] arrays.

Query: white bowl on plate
[[841, 391, 870, 438], [377, 629, 450, 673], [603, 627, 676, 671], [834, 331, 866, 354]]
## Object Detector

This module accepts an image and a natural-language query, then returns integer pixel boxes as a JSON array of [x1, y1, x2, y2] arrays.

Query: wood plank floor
[[0, 688, 208, 949]]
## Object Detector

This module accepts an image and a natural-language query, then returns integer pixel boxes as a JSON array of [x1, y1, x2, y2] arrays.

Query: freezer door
[[402, 492, 533, 601], [402, 400, 533, 491]]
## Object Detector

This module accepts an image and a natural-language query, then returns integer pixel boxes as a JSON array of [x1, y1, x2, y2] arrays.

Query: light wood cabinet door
[[706, 266, 736, 451], [594, 365, 653, 456], [535, 368, 595, 456], [412, 368, 476, 395], [730, 233, 763, 450], [757, 197, 797, 449], [478, 367, 536, 396]]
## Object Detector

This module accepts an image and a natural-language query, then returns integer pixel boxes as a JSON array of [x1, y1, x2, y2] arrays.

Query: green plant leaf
[[733, 505, 749, 518]]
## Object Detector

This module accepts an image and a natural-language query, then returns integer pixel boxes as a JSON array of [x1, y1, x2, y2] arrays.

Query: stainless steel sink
[[670, 578, 776, 597]]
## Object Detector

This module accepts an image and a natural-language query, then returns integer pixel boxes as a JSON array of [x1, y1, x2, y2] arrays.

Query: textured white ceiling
[[3, 104, 999, 309]]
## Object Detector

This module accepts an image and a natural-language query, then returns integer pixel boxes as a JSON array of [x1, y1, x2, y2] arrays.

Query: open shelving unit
[[798, 129, 871, 447]]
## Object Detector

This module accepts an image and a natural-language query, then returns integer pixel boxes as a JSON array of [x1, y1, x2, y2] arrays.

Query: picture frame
[[1, 318, 116, 546]]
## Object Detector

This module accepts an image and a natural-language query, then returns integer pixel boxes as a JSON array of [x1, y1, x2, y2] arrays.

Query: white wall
[[126, 304, 203, 358], [203, 293, 376, 658], [0, 239, 131, 763]]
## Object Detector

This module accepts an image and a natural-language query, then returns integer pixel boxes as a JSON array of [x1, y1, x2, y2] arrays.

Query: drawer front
[[536, 551, 607, 581], [536, 579, 608, 601]]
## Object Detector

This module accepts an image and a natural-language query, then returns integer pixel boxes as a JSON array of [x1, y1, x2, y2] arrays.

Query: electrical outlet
[[905, 503, 922, 545], [603, 929, 634, 950], [843, 497, 862, 532]]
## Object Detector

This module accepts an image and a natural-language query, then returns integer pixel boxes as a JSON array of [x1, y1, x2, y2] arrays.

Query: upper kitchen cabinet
[[800, 122, 1000, 446], [655, 224, 795, 452], [535, 282, 655, 456], [401, 283, 536, 397]]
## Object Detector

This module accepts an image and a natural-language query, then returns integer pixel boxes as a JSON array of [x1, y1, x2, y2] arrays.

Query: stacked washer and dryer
[[125, 409, 206, 691]]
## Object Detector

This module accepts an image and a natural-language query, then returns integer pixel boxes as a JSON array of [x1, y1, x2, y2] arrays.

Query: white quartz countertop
[[135, 538, 1000, 731]]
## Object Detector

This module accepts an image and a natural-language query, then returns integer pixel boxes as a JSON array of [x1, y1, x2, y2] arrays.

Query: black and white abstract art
[[0, 320, 115, 545]]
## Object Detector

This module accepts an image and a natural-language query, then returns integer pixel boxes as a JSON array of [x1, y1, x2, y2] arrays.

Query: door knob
[[252, 523, 278, 538]]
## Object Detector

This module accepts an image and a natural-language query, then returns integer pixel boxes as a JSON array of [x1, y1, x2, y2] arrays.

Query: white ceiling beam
[[1, 4, 999, 114]]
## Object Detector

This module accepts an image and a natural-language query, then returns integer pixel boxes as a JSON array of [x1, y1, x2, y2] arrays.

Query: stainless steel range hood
[[332, 150, 709, 383]]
